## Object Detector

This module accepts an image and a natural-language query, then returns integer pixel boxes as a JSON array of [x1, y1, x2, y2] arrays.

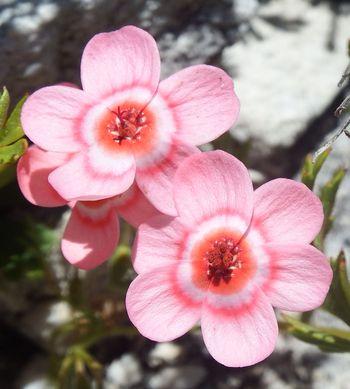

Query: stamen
[[107, 106, 148, 144], [204, 237, 242, 285]]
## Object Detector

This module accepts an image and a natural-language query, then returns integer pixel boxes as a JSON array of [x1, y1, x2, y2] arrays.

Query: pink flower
[[17, 145, 159, 270], [126, 151, 332, 367], [21, 26, 239, 215]]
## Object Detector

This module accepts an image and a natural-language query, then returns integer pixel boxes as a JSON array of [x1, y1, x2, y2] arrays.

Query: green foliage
[[57, 345, 103, 389], [301, 148, 331, 190], [0, 88, 28, 188], [0, 87, 10, 129], [0, 94, 27, 147], [282, 314, 350, 352], [108, 244, 132, 288], [313, 167, 346, 250], [323, 251, 350, 327], [0, 216, 56, 281], [0, 163, 16, 189], [0, 138, 27, 164]]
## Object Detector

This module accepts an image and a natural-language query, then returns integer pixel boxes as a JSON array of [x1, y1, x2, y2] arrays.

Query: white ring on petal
[[184, 213, 248, 259], [135, 94, 177, 169], [75, 199, 114, 222], [175, 261, 207, 304], [176, 212, 272, 310], [81, 86, 155, 146]]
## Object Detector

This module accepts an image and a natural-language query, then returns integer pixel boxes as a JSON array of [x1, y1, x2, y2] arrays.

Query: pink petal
[[158, 65, 239, 145], [253, 179, 323, 244], [21, 85, 91, 152], [81, 26, 160, 99], [173, 150, 253, 227], [136, 140, 200, 216], [114, 183, 160, 228], [132, 215, 187, 274], [17, 145, 69, 207], [262, 243, 332, 311], [49, 149, 136, 201], [201, 289, 278, 367], [62, 201, 119, 270], [126, 265, 201, 341]]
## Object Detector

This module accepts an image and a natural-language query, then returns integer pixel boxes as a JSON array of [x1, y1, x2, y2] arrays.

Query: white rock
[[148, 342, 183, 367], [233, 0, 259, 21], [20, 301, 73, 345], [148, 365, 206, 389], [314, 132, 350, 260], [22, 378, 54, 389], [106, 354, 143, 388], [16, 356, 54, 389], [223, 0, 350, 151], [249, 168, 266, 185]]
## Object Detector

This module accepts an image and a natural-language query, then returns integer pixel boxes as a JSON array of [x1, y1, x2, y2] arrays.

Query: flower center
[[204, 237, 242, 286], [107, 107, 148, 144], [190, 227, 256, 294], [97, 101, 155, 155]]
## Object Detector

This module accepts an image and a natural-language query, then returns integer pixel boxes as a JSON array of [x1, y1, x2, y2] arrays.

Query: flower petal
[[173, 150, 253, 227], [158, 65, 239, 145], [81, 26, 160, 99], [62, 201, 119, 270], [49, 150, 136, 201], [262, 243, 332, 311], [21, 85, 91, 152], [201, 289, 278, 367], [114, 183, 160, 228], [132, 215, 187, 274], [17, 145, 69, 207], [126, 265, 201, 342], [136, 140, 200, 216], [253, 179, 323, 244]]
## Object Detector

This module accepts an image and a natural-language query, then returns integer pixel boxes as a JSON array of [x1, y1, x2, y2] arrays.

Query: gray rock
[[147, 365, 206, 389], [18, 300, 73, 349], [148, 342, 183, 368], [106, 353, 143, 388], [313, 130, 350, 260], [15, 356, 53, 389], [223, 0, 350, 157]]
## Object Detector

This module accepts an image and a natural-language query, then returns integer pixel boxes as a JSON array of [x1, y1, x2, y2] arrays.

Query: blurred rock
[[15, 356, 53, 389], [223, 0, 350, 163], [105, 353, 143, 388], [0, 0, 235, 101], [147, 365, 206, 389], [313, 130, 350, 260], [148, 342, 183, 367], [19, 301, 73, 348]]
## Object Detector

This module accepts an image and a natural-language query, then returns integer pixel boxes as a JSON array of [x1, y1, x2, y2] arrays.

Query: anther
[[107, 106, 148, 144], [204, 237, 242, 285]]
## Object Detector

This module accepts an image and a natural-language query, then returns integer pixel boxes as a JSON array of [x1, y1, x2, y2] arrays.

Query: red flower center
[[190, 228, 256, 294], [107, 107, 148, 145], [204, 237, 241, 286], [97, 101, 156, 155]]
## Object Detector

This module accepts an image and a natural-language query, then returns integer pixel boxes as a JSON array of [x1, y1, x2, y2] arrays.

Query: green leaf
[[314, 167, 346, 249], [301, 148, 330, 190], [323, 251, 350, 326], [108, 244, 131, 287], [0, 87, 10, 129], [0, 216, 56, 281], [282, 314, 350, 352], [0, 138, 27, 164], [0, 94, 27, 147], [0, 163, 16, 189], [58, 346, 102, 388]]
